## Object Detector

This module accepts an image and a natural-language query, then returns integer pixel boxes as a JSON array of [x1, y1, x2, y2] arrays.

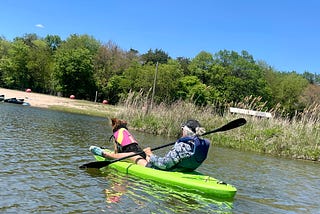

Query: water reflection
[[86, 168, 234, 214]]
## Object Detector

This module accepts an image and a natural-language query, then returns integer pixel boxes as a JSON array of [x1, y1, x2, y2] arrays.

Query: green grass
[[48, 99, 121, 118]]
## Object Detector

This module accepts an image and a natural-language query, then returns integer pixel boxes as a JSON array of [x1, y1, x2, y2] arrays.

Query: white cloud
[[35, 24, 45, 28]]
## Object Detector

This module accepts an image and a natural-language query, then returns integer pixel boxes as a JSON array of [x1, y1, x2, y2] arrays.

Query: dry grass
[[114, 92, 320, 161]]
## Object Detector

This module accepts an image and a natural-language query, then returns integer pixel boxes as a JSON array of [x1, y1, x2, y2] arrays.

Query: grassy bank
[[48, 92, 320, 162], [48, 100, 122, 118], [110, 93, 320, 162]]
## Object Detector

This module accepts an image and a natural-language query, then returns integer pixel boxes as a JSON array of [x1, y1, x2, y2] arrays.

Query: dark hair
[[111, 118, 128, 133]]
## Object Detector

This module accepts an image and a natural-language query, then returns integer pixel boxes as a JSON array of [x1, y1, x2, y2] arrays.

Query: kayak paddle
[[79, 118, 246, 169]]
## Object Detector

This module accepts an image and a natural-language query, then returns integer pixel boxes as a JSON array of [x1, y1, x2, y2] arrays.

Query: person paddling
[[144, 119, 210, 171]]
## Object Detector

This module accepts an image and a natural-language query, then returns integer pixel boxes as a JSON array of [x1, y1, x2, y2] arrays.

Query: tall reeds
[[114, 92, 320, 161]]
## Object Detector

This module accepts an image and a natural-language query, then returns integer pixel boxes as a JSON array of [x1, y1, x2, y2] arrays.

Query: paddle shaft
[[109, 142, 176, 164], [79, 118, 246, 169]]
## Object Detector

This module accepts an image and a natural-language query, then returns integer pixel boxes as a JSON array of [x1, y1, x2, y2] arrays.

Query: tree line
[[1, 33, 319, 116]]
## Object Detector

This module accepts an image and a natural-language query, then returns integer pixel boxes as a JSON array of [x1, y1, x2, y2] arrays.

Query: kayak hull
[[94, 149, 237, 199]]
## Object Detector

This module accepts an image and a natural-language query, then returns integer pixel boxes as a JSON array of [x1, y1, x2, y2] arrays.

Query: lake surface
[[1, 103, 319, 213]]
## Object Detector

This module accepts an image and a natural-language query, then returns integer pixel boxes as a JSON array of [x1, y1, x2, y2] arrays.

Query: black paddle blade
[[79, 160, 112, 169], [220, 118, 246, 131], [202, 118, 246, 136], [217, 118, 246, 132]]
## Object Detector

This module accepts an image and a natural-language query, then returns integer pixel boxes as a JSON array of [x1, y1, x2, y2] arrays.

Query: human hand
[[144, 147, 152, 161], [144, 147, 153, 156]]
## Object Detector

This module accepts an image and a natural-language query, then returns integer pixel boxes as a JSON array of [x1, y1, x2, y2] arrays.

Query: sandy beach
[[0, 88, 79, 108], [0, 88, 117, 117]]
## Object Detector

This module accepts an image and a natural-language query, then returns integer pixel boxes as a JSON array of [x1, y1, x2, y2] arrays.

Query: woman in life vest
[[144, 119, 210, 171], [89, 118, 147, 165]]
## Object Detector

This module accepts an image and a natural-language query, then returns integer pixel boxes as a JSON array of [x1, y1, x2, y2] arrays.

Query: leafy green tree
[[177, 76, 211, 105], [176, 57, 191, 75], [26, 39, 54, 93], [93, 41, 133, 100], [0, 37, 11, 87], [141, 48, 170, 64], [122, 61, 147, 92], [271, 72, 309, 114], [1, 40, 29, 89], [53, 34, 100, 99], [316, 74, 320, 85], [0, 36, 54, 92], [60, 34, 100, 54], [104, 74, 126, 104], [302, 71, 320, 85], [188, 51, 214, 84], [54, 48, 96, 99], [45, 35, 62, 51], [103, 62, 153, 103], [211, 50, 271, 104], [14, 33, 39, 47], [121, 60, 183, 103], [153, 60, 183, 103], [127, 48, 140, 61], [0, 36, 10, 57]]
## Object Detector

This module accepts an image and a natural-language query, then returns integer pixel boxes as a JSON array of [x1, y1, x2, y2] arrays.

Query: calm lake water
[[1, 103, 319, 213]]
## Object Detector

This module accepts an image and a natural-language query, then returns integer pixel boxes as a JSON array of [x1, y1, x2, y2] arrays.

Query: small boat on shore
[[4, 97, 25, 104], [1, 96, 30, 106]]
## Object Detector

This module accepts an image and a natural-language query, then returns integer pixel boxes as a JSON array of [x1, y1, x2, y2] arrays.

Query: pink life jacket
[[113, 128, 137, 147]]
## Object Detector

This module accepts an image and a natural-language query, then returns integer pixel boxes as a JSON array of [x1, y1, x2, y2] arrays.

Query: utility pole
[[150, 62, 158, 110]]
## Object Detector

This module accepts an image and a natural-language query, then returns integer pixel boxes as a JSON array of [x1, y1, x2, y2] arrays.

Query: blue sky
[[1, 0, 319, 74]]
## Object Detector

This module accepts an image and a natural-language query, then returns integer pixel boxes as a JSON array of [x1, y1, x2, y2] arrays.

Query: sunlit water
[[0, 103, 319, 213]]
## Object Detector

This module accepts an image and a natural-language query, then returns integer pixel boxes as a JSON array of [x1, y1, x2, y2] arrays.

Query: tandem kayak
[[93, 149, 237, 199]]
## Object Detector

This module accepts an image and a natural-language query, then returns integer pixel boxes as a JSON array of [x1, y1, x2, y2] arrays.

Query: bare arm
[[103, 151, 135, 159], [103, 151, 148, 166]]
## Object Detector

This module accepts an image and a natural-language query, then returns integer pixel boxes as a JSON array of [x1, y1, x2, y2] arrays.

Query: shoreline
[[0, 88, 79, 108], [0, 88, 119, 117], [2, 88, 319, 162]]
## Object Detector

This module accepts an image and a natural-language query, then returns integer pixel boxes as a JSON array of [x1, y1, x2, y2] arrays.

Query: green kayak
[[93, 149, 237, 199]]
